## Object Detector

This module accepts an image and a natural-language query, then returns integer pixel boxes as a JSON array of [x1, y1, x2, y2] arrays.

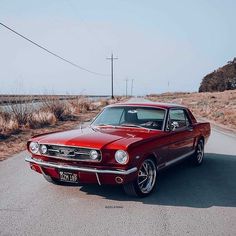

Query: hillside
[[147, 90, 236, 131], [199, 58, 236, 92]]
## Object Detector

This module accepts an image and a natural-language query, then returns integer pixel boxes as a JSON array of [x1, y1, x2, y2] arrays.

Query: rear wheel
[[123, 158, 157, 197], [192, 139, 204, 166]]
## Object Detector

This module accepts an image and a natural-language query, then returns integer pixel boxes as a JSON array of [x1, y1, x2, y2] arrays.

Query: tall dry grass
[[0, 95, 110, 140], [7, 96, 33, 126], [0, 94, 126, 140], [0, 96, 69, 139], [147, 90, 236, 129], [27, 110, 57, 129], [41, 96, 85, 121], [41, 97, 68, 121], [69, 97, 93, 113], [0, 109, 19, 138]]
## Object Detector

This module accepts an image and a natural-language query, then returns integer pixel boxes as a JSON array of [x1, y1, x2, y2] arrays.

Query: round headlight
[[90, 150, 99, 160], [40, 145, 47, 154], [115, 150, 129, 164], [29, 142, 39, 154]]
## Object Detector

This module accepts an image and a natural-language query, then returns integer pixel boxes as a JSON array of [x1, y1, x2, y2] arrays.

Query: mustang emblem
[[59, 149, 74, 156]]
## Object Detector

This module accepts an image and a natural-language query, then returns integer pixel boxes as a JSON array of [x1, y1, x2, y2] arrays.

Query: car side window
[[168, 109, 190, 130]]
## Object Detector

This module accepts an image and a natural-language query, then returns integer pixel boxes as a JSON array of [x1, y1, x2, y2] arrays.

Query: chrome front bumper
[[25, 156, 137, 175]]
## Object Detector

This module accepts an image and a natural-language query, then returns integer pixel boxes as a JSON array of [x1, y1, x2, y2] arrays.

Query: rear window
[[136, 108, 164, 120]]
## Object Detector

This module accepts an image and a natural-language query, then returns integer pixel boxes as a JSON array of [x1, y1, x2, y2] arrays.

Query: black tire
[[123, 158, 157, 197], [192, 139, 204, 166]]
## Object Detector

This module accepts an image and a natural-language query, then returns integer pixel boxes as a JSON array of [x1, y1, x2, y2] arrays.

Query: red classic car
[[25, 102, 210, 197]]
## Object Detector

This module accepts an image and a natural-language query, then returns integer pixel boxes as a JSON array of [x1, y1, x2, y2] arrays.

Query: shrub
[[78, 99, 92, 113], [0, 111, 20, 138], [41, 97, 71, 121], [70, 97, 93, 113], [7, 97, 33, 126], [27, 111, 57, 129], [98, 99, 109, 107]]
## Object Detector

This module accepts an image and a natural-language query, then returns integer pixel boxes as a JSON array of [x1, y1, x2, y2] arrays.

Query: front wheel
[[192, 139, 204, 166], [123, 158, 157, 197]]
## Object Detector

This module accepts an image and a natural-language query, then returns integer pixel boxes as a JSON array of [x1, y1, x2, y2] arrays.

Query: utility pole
[[131, 79, 134, 97], [125, 78, 129, 97], [106, 53, 118, 99]]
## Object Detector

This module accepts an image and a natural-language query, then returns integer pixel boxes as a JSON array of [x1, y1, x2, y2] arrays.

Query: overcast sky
[[0, 0, 236, 96]]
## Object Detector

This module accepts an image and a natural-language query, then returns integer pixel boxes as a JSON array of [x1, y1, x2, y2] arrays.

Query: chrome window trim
[[165, 107, 192, 132], [161, 108, 168, 131], [91, 105, 167, 131]]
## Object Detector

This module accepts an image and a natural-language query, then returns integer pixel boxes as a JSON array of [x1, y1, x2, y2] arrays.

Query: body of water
[[0, 96, 110, 112]]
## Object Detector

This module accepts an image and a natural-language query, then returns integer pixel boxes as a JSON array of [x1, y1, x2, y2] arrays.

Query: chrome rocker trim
[[25, 156, 137, 175], [165, 150, 195, 167]]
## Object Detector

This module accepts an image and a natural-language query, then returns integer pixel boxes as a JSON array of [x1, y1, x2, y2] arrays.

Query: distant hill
[[199, 58, 236, 92]]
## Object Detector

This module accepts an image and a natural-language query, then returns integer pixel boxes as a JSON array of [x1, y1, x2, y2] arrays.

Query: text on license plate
[[59, 171, 78, 183]]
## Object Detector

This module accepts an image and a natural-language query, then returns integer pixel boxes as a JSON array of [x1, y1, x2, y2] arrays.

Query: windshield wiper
[[92, 123, 117, 128], [120, 123, 150, 131]]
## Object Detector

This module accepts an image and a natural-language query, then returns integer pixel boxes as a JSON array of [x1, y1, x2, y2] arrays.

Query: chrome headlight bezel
[[89, 150, 99, 160], [29, 142, 39, 154], [40, 144, 48, 154], [115, 150, 129, 164]]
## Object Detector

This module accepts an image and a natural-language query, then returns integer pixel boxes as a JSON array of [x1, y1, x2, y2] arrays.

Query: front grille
[[40, 144, 102, 162]]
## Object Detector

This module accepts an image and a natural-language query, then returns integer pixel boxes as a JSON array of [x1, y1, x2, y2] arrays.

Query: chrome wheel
[[192, 139, 204, 166], [137, 159, 157, 194], [123, 158, 157, 197], [196, 141, 204, 163]]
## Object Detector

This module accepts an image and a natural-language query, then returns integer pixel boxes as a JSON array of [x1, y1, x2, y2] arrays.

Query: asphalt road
[[1, 118, 236, 235]]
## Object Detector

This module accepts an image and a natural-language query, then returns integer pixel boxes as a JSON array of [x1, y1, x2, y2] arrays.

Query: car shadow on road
[[79, 153, 236, 208]]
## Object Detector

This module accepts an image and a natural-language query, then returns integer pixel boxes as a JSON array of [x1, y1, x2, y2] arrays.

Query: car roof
[[108, 101, 186, 109]]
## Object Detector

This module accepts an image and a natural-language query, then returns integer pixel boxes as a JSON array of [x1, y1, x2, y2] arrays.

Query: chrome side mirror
[[170, 121, 179, 131]]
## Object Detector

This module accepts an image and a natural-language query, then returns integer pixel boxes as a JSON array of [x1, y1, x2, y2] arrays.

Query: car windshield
[[91, 106, 166, 130]]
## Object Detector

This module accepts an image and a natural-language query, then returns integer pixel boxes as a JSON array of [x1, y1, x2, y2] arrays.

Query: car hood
[[31, 126, 163, 150]]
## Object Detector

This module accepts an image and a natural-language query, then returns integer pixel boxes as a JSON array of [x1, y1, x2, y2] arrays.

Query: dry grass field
[[147, 90, 236, 130]]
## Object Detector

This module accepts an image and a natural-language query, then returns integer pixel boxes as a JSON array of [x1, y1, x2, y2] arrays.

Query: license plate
[[59, 171, 78, 183]]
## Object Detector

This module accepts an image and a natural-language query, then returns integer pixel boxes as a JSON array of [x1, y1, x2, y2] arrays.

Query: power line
[[0, 22, 109, 77]]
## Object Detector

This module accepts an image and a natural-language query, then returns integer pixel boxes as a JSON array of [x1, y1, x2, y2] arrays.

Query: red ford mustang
[[26, 102, 210, 197]]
